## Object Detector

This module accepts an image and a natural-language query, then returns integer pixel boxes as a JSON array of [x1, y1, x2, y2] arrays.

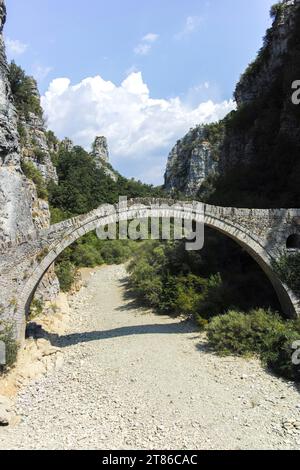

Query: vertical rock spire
[[91, 136, 110, 167]]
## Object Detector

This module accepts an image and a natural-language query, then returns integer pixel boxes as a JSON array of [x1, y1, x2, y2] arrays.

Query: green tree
[[8, 61, 43, 118]]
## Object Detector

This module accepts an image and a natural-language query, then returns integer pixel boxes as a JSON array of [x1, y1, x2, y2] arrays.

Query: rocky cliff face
[[19, 104, 58, 183], [165, 0, 300, 208], [0, 1, 59, 302], [219, 0, 300, 175], [60, 137, 74, 153], [0, 1, 36, 243], [91, 136, 118, 182], [212, 0, 300, 208], [15, 75, 60, 301], [92, 136, 109, 165], [164, 123, 224, 197], [235, 0, 299, 107]]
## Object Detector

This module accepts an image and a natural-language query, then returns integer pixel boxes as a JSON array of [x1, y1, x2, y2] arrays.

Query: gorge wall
[[164, 0, 300, 208], [19, 93, 60, 301], [0, 1, 35, 243], [0, 0, 59, 304]]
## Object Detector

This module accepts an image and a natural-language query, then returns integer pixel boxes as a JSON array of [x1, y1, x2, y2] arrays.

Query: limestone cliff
[[18, 95, 60, 301], [60, 137, 74, 153], [90, 136, 118, 182], [0, 1, 35, 243], [19, 102, 58, 183], [0, 2, 59, 302], [164, 123, 224, 197], [219, 0, 300, 175]]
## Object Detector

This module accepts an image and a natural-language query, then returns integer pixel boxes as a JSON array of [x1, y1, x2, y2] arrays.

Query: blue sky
[[5, 0, 275, 184]]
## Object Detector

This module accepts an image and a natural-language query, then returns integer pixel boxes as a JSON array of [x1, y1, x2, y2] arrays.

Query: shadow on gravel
[[117, 278, 185, 320], [116, 277, 151, 313], [26, 320, 195, 349]]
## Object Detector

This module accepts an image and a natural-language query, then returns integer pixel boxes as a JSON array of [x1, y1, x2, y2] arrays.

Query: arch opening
[[286, 234, 300, 250]]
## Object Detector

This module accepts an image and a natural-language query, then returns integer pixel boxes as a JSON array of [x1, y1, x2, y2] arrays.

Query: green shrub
[[55, 260, 77, 292], [207, 309, 285, 356], [207, 310, 254, 356], [262, 329, 300, 381], [46, 130, 59, 150], [137, 274, 164, 307], [99, 240, 136, 265], [207, 308, 300, 381], [21, 161, 48, 200], [71, 243, 103, 267], [172, 274, 204, 316], [33, 147, 47, 164], [0, 321, 18, 370], [273, 252, 300, 296], [17, 123, 27, 147], [49, 206, 73, 224], [54, 236, 136, 292]]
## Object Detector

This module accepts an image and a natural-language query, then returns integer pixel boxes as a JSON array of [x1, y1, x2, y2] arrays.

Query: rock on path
[[1, 264, 300, 450]]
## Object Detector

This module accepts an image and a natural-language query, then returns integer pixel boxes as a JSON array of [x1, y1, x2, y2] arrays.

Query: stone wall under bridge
[[0, 198, 300, 342]]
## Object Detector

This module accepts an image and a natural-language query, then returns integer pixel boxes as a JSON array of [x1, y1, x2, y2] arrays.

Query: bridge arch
[[16, 199, 299, 338]]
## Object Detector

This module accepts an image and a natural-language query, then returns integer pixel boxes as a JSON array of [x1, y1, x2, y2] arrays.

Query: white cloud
[[142, 33, 159, 43], [134, 32, 159, 56], [6, 38, 28, 56], [41, 72, 235, 184], [175, 16, 202, 39]]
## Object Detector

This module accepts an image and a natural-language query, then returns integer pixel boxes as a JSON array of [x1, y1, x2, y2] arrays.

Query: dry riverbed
[[0, 264, 300, 449]]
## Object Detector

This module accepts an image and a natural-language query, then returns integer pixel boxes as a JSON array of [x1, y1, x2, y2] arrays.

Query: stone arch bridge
[[0, 198, 300, 342]]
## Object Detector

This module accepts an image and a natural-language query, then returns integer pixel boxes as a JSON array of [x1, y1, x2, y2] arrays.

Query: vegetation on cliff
[[8, 62, 43, 119], [21, 160, 48, 200]]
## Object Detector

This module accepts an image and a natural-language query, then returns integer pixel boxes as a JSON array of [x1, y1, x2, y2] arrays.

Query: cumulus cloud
[[134, 33, 159, 56], [6, 38, 28, 56], [41, 72, 235, 184]]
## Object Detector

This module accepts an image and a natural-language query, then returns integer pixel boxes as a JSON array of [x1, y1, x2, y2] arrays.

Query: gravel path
[[1, 264, 300, 450]]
